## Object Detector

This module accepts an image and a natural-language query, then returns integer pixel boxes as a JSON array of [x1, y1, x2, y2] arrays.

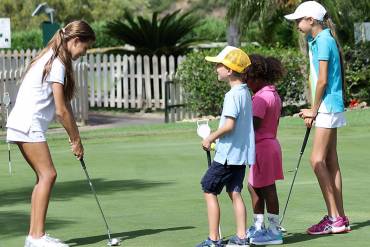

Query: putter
[[79, 158, 121, 246], [3, 92, 12, 175], [279, 127, 311, 231], [196, 120, 222, 239]]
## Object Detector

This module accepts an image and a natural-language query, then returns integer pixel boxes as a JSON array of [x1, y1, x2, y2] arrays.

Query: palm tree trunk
[[227, 18, 240, 46], [298, 32, 311, 105]]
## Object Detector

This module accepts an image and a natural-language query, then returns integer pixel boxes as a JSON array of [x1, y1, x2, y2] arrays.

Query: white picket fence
[[0, 63, 89, 127], [0, 49, 189, 124], [82, 53, 185, 109]]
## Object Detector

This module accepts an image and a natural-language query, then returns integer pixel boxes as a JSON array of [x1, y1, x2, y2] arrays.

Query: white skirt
[[315, 112, 346, 128], [7, 128, 46, 143]]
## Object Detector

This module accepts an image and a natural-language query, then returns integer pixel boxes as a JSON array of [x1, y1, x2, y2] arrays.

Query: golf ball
[[109, 238, 120, 246]]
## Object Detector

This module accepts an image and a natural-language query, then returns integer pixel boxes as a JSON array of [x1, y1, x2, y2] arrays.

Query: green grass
[[1, 109, 370, 247]]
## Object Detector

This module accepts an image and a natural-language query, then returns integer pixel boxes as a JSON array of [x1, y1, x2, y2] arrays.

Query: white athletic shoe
[[24, 234, 69, 247]]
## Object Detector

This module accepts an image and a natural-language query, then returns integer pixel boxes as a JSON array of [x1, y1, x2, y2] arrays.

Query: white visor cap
[[284, 1, 327, 21]]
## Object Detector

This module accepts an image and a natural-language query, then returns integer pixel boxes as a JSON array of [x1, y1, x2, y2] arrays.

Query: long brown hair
[[318, 14, 346, 103], [23, 20, 95, 101]]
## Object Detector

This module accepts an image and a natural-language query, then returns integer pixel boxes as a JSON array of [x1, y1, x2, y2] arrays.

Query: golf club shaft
[[79, 158, 112, 240], [206, 150, 211, 167], [8, 144, 11, 175], [280, 127, 311, 225], [6, 108, 12, 175]]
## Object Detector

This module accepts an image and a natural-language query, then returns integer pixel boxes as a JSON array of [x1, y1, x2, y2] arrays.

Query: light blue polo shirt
[[308, 28, 345, 113], [213, 84, 255, 166]]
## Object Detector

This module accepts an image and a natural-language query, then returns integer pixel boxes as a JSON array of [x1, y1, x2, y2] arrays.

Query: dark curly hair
[[244, 54, 285, 84]]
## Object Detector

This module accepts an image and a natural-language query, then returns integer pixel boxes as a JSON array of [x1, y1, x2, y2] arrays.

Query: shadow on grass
[[283, 219, 370, 245], [350, 220, 370, 231], [283, 231, 334, 245], [0, 211, 73, 237], [65, 226, 195, 246], [0, 179, 174, 207]]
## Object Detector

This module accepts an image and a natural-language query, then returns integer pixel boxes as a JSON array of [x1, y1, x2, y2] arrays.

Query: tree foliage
[[0, 0, 151, 31], [226, 0, 370, 46], [105, 10, 203, 55]]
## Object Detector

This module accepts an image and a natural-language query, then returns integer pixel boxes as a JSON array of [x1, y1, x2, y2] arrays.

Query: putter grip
[[300, 127, 311, 154], [79, 158, 86, 169], [206, 151, 211, 167]]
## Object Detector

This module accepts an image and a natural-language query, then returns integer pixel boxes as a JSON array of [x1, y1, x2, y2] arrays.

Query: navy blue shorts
[[201, 161, 246, 195]]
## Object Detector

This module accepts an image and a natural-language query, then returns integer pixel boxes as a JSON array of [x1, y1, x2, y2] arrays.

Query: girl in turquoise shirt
[[285, 1, 349, 235]]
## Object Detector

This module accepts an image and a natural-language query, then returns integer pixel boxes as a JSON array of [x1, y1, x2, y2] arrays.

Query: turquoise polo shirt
[[213, 84, 255, 166], [308, 28, 345, 113]]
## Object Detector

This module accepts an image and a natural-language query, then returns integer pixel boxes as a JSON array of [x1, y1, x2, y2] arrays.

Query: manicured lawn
[[1, 109, 370, 247]]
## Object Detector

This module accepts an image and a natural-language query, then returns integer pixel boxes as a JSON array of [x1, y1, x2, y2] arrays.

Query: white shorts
[[315, 112, 346, 129], [7, 128, 46, 143]]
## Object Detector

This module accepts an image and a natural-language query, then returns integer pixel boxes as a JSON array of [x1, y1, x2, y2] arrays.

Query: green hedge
[[6, 22, 121, 50], [10, 29, 43, 50], [344, 43, 370, 105], [177, 43, 370, 117], [176, 45, 307, 117], [90, 21, 123, 48]]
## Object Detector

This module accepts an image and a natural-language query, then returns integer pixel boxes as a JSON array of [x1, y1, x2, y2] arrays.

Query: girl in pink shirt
[[245, 55, 285, 245]]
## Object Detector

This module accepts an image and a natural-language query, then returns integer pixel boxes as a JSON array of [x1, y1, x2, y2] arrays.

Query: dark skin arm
[[253, 116, 262, 130]]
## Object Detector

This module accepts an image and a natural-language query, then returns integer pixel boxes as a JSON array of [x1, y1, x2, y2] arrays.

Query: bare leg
[[248, 184, 265, 214], [260, 184, 279, 215], [325, 129, 345, 216], [204, 193, 221, 241], [228, 191, 247, 239], [17, 142, 57, 238], [310, 128, 340, 217]]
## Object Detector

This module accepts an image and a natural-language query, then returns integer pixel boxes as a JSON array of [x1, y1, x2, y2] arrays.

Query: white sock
[[254, 214, 264, 230], [329, 216, 338, 222], [267, 213, 280, 234]]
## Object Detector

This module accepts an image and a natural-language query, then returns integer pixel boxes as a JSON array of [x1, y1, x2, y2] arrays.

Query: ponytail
[[21, 20, 95, 102], [322, 14, 347, 103]]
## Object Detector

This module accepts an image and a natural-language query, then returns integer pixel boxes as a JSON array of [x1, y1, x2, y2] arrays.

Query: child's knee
[[39, 169, 57, 184], [310, 156, 326, 172], [228, 191, 242, 200]]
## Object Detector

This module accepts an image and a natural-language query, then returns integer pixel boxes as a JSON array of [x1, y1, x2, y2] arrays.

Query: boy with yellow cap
[[197, 46, 255, 247]]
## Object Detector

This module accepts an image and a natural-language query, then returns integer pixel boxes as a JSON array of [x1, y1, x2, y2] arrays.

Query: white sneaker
[[25, 234, 69, 247]]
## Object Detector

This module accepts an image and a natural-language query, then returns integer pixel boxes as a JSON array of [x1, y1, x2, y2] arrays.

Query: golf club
[[196, 120, 212, 167], [79, 158, 121, 246], [3, 92, 12, 175], [196, 120, 222, 239], [279, 127, 312, 230]]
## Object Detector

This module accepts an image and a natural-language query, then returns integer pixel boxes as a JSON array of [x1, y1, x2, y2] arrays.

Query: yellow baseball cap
[[205, 46, 251, 73]]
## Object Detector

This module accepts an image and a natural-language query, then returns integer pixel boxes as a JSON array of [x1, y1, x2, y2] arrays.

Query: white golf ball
[[110, 238, 120, 246]]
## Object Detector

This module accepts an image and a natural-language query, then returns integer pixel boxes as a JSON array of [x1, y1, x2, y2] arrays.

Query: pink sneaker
[[331, 216, 348, 233], [307, 216, 332, 235]]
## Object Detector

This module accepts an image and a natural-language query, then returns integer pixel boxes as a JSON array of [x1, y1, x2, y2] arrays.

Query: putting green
[[1, 109, 369, 246]]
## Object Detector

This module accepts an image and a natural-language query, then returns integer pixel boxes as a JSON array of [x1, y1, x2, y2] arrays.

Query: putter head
[[278, 226, 287, 233], [107, 238, 121, 246], [3, 92, 10, 107], [196, 120, 211, 140]]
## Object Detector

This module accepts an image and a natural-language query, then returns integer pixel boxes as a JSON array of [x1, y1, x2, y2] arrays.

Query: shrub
[[105, 10, 204, 55], [188, 17, 227, 42], [344, 43, 370, 105], [91, 21, 123, 48], [11, 29, 43, 50], [176, 49, 229, 116], [176, 45, 306, 117]]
